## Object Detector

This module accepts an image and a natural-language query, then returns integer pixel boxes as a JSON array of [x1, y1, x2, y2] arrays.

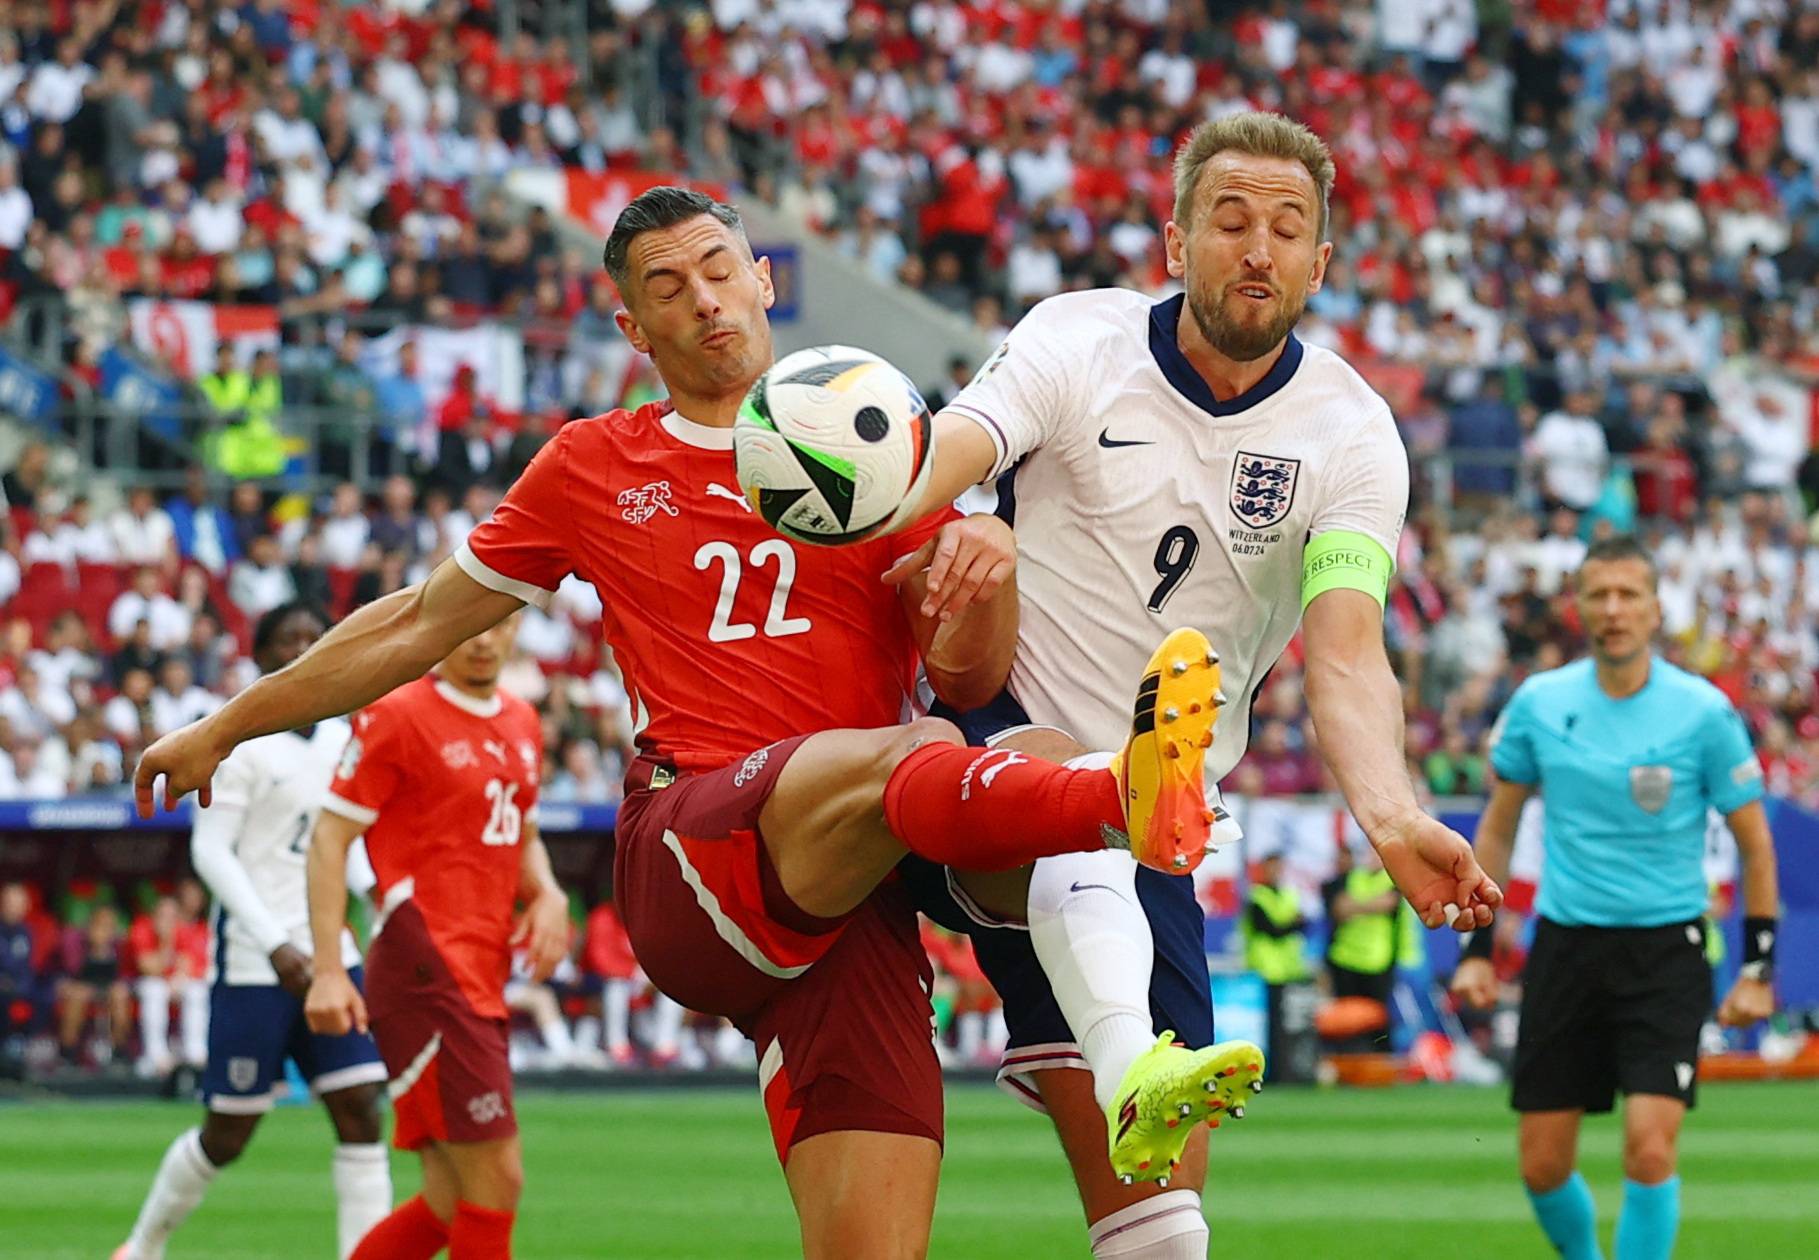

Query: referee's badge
[[1629, 765, 1674, 813]]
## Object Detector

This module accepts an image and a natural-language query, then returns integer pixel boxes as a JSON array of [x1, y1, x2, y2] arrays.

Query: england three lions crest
[[1229, 451, 1301, 530]]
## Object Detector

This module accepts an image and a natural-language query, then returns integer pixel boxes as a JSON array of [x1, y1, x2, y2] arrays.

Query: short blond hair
[[1172, 112, 1335, 240]]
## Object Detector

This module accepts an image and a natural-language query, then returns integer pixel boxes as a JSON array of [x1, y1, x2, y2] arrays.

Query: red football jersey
[[325, 675, 543, 1020], [457, 401, 950, 772]]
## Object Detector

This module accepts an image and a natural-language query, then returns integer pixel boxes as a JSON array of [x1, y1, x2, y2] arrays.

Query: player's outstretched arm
[[134, 559, 524, 815], [1302, 587, 1502, 931], [303, 808, 367, 1036], [1718, 800, 1780, 1027], [1451, 776, 1532, 1009], [895, 410, 1002, 528]]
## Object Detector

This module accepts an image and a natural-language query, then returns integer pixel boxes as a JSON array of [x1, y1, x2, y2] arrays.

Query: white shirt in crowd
[[0, 182, 30, 251], [108, 589, 192, 652], [26, 59, 92, 122], [110, 507, 177, 567], [228, 560, 298, 620], [186, 194, 245, 254], [1530, 409, 1609, 509], [320, 511, 372, 570], [151, 684, 223, 737]]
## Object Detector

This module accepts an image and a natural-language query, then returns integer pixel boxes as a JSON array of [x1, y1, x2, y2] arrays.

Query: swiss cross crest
[[618, 481, 679, 525], [1229, 451, 1301, 530], [441, 740, 477, 770]]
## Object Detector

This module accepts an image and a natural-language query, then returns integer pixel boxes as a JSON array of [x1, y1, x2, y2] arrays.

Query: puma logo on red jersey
[[706, 483, 754, 512], [619, 481, 680, 524]]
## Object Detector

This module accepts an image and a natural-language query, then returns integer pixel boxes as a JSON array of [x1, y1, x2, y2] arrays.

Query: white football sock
[[179, 981, 210, 1066], [574, 1014, 603, 1051], [650, 992, 685, 1054], [539, 1011, 576, 1060], [1028, 845, 1155, 1111], [602, 979, 631, 1052], [136, 977, 171, 1064], [332, 1142, 393, 1260], [124, 1127, 218, 1258], [956, 1011, 984, 1060], [985, 1008, 1009, 1054], [1089, 1190, 1209, 1258]]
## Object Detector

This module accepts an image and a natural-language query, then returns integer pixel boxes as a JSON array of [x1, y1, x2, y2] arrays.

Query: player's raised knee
[[875, 717, 963, 773]]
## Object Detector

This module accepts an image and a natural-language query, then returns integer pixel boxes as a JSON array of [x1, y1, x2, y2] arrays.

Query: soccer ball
[[734, 344, 934, 545]]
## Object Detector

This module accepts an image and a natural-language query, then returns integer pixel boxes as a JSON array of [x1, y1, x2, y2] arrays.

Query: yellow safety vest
[[199, 370, 251, 414], [1243, 884, 1310, 984], [1328, 868, 1398, 975], [212, 416, 287, 479]]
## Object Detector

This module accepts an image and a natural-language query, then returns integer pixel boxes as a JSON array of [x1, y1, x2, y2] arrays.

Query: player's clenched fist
[[304, 967, 368, 1036], [134, 719, 234, 816], [882, 512, 1016, 622]]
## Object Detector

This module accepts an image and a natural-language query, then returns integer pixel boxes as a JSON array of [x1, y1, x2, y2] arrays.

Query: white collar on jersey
[[661, 410, 735, 450], [433, 677, 504, 718]]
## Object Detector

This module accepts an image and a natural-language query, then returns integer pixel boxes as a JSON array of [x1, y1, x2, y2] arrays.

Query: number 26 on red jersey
[[482, 779, 523, 847]]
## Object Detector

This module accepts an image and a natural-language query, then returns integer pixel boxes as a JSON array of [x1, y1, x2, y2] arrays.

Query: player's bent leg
[[1615, 1096, 1685, 1260], [322, 1081, 385, 1145], [758, 717, 964, 919], [115, 1113, 254, 1260], [785, 1130, 940, 1260]]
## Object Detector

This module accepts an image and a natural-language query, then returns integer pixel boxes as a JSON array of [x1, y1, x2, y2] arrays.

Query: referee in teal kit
[[1452, 536, 1781, 1260]]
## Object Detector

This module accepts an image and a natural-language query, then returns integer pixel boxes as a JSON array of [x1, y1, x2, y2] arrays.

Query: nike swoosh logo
[[1069, 882, 1119, 895], [1098, 430, 1154, 449]]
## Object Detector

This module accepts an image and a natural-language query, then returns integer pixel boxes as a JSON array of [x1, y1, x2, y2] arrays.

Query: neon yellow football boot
[[1109, 628, 1225, 875], [1107, 1031, 1265, 1185]]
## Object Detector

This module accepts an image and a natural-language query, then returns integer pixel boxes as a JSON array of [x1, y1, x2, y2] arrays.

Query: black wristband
[[1743, 917, 1778, 967], [1461, 920, 1495, 961]]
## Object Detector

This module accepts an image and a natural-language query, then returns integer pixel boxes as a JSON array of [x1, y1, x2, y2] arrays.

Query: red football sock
[[349, 1195, 448, 1260], [882, 743, 1121, 871], [449, 1200, 515, 1260]]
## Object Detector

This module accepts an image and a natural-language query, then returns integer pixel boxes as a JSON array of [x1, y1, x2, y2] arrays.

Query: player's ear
[[1163, 221, 1187, 280], [754, 254, 775, 310], [1306, 239, 1334, 295], [615, 309, 651, 356]]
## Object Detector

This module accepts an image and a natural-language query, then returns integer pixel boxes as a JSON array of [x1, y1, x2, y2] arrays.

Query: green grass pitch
[[2, 1082, 1814, 1258]]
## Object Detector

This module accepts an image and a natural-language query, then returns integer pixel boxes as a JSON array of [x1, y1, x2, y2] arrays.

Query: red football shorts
[[615, 736, 943, 1162], [364, 900, 516, 1150]]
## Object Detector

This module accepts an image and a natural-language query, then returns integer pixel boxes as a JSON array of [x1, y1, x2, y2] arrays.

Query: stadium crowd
[[3, 0, 1818, 1076]]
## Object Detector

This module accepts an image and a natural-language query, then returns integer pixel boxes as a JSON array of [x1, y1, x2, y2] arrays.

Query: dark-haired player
[[115, 603, 390, 1260], [137, 185, 1227, 1258]]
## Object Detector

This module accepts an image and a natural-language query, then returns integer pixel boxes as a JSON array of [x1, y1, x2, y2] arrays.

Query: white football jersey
[[201, 719, 362, 985], [947, 288, 1408, 776]]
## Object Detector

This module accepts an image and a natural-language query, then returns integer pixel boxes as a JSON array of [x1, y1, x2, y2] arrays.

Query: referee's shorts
[[1512, 916, 1713, 1114]]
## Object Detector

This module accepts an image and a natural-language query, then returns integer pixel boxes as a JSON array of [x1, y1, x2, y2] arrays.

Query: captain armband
[[1301, 530, 1394, 612]]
